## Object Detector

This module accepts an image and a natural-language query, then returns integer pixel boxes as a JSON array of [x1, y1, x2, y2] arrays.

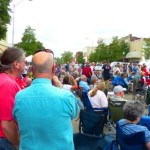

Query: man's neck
[[34, 73, 52, 80], [126, 119, 138, 124], [5, 70, 19, 78]]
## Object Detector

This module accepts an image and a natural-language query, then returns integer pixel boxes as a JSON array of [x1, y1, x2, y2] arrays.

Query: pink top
[[0, 73, 20, 137]]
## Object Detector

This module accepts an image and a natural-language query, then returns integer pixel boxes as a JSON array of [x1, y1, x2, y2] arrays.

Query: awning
[[125, 51, 141, 59]]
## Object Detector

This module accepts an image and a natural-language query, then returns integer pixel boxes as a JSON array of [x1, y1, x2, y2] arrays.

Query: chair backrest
[[82, 92, 93, 109], [108, 98, 126, 123], [138, 115, 150, 131], [79, 109, 105, 136], [116, 120, 146, 150]]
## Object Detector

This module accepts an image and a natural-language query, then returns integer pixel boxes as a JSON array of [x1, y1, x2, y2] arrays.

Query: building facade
[[82, 46, 96, 62], [122, 34, 146, 62], [0, 39, 7, 54]]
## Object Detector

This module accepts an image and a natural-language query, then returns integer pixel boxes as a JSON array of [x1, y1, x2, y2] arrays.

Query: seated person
[[97, 81, 108, 97], [88, 81, 108, 112], [112, 72, 125, 87], [79, 75, 90, 93], [62, 75, 78, 91], [140, 73, 146, 86], [110, 85, 127, 101], [128, 72, 135, 82], [89, 77, 98, 89], [117, 100, 150, 150], [122, 73, 133, 93]]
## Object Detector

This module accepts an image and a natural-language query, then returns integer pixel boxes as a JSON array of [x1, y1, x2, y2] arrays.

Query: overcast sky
[[8, 0, 150, 57]]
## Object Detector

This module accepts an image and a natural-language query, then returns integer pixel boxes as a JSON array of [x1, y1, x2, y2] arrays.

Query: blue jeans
[[0, 138, 16, 150]]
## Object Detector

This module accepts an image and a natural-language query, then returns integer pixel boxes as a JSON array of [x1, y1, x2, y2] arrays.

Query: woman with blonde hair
[[87, 81, 108, 111]]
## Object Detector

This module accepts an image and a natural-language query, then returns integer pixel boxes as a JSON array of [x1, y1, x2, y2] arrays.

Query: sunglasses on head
[[34, 49, 54, 56]]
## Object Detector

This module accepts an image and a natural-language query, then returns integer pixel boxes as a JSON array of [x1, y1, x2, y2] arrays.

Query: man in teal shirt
[[13, 50, 79, 150]]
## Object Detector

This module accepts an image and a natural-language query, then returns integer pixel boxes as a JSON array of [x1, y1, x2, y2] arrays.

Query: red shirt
[[82, 66, 92, 78], [16, 76, 27, 89], [143, 67, 149, 76], [0, 73, 20, 137]]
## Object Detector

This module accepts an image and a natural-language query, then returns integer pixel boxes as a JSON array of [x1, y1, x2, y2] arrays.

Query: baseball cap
[[113, 85, 126, 93]]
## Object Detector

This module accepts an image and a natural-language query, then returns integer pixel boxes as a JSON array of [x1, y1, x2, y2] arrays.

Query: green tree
[[55, 57, 63, 64], [96, 40, 109, 62], [77, 52, 85, 64], [119, 40, 130, 61], [0, 0, 11, 40], [108, 36, 121, 61], [108, 37, 130, 61], [61, 51, 73, 63], [15, 26, 44, 56], [89, 40, 108, 62], [144, 38, 150, 59], [89, 52, 96, 62]]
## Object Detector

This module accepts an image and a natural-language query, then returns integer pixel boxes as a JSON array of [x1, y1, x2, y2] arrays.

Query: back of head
[[123, 101, 144, 122], [113, 85, 126, 94], [62, 76, 70, 84], [80, 75, 86, 81], [97, 81, 105, 91], [0, 47, 25, 72], [90, 81, 105, 97], [32, 51, 54, 77]]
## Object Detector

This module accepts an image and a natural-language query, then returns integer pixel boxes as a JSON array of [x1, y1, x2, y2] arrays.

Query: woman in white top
[[88, 81, 108, 109], [62, 75, 78, 91]]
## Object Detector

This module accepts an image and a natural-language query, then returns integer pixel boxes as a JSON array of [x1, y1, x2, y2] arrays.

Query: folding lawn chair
[[108, 98, 126, 132], [138, 115, 150, 131], [74, 92, 115, 150], [116, 120, 146, 150], [132, 80, 147, 102], [74, 132, 115, 150]]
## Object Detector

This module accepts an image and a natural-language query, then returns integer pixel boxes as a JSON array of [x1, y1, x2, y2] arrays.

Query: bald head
[[32, 52, 54, 76]]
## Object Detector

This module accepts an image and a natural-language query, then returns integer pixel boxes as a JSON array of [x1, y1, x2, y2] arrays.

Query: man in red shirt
[[0, 48, 26, 150], [82, 64, 92, 85]]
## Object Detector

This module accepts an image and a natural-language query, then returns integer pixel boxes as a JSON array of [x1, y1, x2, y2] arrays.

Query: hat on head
[[113, 85, 126, 93]]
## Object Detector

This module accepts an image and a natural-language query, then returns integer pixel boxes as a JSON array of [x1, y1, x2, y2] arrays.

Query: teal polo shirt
[[13, 78, 79, 150]]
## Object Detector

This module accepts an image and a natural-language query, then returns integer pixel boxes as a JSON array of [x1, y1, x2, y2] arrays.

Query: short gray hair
[[123, 100, 144, 121], [80, 75, 86, 80]]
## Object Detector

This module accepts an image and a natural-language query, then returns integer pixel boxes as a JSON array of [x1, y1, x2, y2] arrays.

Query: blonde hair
[[91, 78, 97, 85], [90, 81, 106, 97]]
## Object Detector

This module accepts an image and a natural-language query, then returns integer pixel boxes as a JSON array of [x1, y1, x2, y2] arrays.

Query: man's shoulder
[[110, 96, 127, 102]]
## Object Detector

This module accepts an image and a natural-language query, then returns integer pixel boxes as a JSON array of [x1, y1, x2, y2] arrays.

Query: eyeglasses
[[34, 49, 54, 56]]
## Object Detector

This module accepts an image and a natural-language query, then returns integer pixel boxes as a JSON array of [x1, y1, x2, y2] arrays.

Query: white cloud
[[8, 0, 150, 57]]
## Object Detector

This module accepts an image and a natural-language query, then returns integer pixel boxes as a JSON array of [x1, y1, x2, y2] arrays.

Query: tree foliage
[[15, 26, 44, 56], [77, 52, 85, 64], [89, 36, 130, 62], [55, 57, 63, 64], [61, 51, 73, 63], [0, 0, 11, 40], [144, 38, 150, 59]]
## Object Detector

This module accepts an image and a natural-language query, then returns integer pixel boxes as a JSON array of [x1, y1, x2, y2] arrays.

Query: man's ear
[[13, 61, 20, 69]]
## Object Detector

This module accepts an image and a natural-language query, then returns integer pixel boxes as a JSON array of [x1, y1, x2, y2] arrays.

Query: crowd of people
[[0, 47, 150, 149]]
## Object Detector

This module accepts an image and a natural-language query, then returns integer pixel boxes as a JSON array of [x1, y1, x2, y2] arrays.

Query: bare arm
[[52, 75, 62, 88], [1, 120, 20, 146]]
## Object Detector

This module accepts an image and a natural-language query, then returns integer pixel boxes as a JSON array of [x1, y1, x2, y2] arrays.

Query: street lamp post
[[12, 0, 32, 46]]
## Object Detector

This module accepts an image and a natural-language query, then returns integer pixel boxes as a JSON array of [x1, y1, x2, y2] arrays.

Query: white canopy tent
[[25, 55, 33, 63]]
